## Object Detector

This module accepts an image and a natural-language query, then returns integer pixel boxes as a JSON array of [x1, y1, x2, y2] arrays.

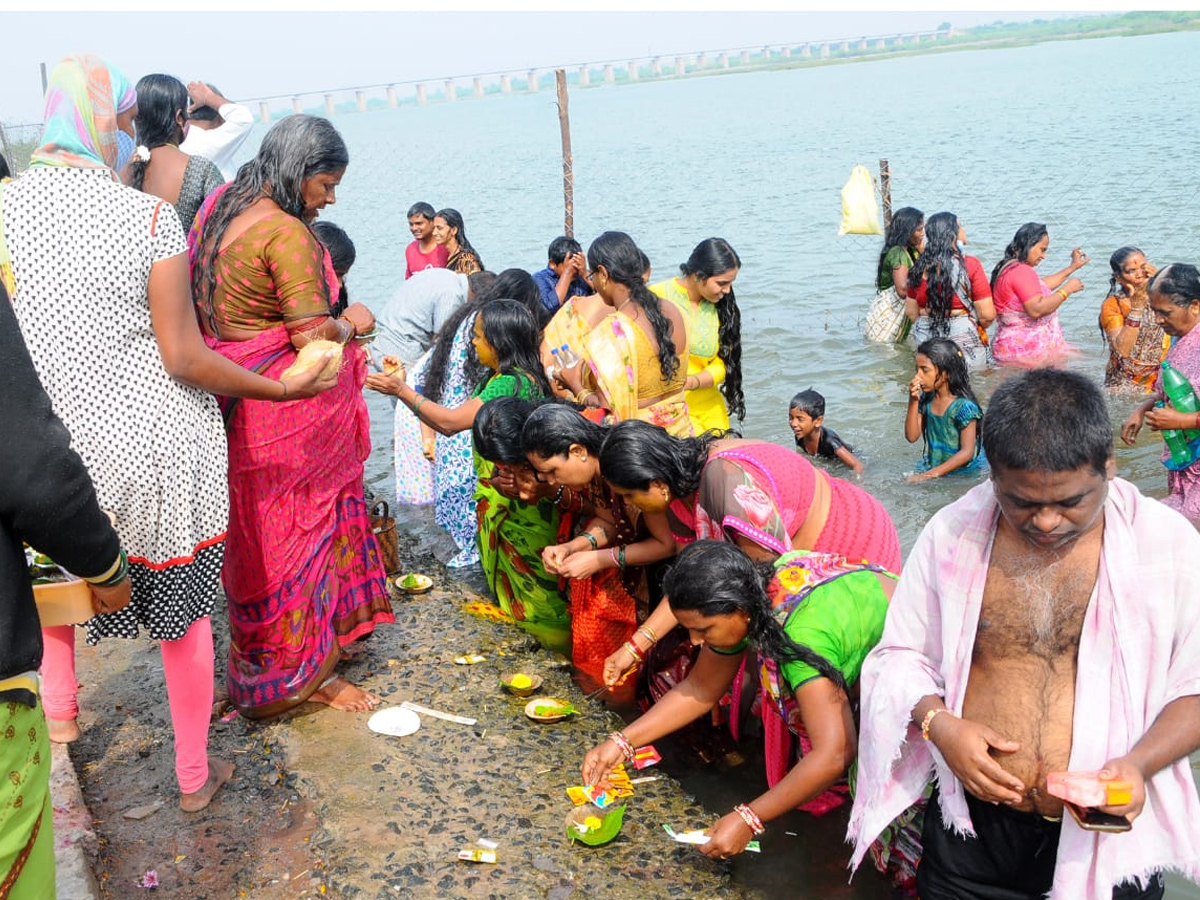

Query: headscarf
[[29, 53, 136, 170]]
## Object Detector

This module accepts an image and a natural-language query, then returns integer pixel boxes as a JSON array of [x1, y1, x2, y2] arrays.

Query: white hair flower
[[134, 145, 151, 163]]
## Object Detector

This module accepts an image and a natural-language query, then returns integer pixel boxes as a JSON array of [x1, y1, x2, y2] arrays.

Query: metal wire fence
[[0, 122, 41, 173]]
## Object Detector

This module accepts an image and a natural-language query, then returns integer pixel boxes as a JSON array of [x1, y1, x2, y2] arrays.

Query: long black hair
[[1105, 246, 1144, 301], [915, 337, 982, 461], [192, 114, 348, 324], [663, 541, 848, 692], [907, 212, 968, 337], [476, 299, 553, 398], [129, 73, 189, 192], [588, 231, 680, 383], [422, 268, 542, 403], [990, 222, 1048, 293], [876, 206, 923, 289], [680, 238, 745, 422], [598, 418, 718, 498], [312, 221, 355, 317], [521, 401, 607, 458], [473, 396, 539, 465], [435, 207, 483, 270]]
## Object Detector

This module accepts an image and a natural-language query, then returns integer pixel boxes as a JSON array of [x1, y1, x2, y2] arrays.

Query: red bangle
[[734, 803, 766, 836], [607, 731, 636, 762]]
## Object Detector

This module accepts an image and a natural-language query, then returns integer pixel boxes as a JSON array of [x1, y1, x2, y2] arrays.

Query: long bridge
[[241, 28, 953, 122]]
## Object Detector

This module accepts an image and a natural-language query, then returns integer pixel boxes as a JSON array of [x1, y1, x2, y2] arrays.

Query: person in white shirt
[[179, 81, 253, 182]]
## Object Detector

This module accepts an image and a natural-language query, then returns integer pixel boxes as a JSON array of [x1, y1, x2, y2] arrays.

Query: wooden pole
[[555, 69, 574, 239], [879, 158, 892, 230]]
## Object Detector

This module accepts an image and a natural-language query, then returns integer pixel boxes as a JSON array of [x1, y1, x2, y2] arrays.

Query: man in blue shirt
[[531, 236, 591, 313]]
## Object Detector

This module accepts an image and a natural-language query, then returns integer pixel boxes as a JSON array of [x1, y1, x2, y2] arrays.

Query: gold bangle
[[637, 625, 658, 645], [1056, 288, 1068, 301], [921, 706, 954, 742]]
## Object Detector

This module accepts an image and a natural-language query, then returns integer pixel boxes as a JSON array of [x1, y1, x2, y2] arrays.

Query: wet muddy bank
[[72, 526, 887, 899]]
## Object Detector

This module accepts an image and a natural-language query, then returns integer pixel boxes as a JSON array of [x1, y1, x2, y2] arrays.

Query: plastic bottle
[[1162, 362, 1200, 440], [546, 347, 561, 381], [1158, 402, 1194, 467], [558, 344, 581, 368]]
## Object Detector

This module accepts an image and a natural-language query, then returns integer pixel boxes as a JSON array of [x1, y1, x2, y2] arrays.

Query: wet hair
[[681, 238, 745, 422], [129, 74, 189, 192], [915, 338, 982, 461], [0, 154, 9, 180], [907, 212, 967, 337], [588, 231, 679, 383], [521, 402, 607, 458], [662, 542, 848, 692], [434, 208, 483, 270], [990, 222, 1049, 292], [599, 419, 718, 498], [982, 368, 1111, 477], [407, 201, 435, 220], [475, 298, 553, 398], [1106, 246, 1145, 301], [473, 396, 539, 465], [638, 248, 651, 278], [1147, 263, 1200, 310], [548, 235, 583, 265], [467, 270, 496, 299], [876, 206, 924, 290], [789, 388, 825, 419], [192, 115, 348, 324], [312, 221, 356, 317], [187, 82, 223, 121], [423, 268, 542, 403]]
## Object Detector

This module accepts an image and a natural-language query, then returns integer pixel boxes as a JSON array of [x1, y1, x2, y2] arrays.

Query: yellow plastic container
[[33, 578, 94, 627]]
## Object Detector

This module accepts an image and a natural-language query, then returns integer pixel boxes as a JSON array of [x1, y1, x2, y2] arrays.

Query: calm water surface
[[233, 31, 1200, 898]]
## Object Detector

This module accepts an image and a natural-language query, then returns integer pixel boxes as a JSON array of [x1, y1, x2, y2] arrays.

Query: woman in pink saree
[[189, 115, 393, 719], [990, 222, 1089, 368]]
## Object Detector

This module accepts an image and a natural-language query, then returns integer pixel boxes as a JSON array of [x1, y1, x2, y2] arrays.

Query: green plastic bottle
[[1162, 362, 1200, 441], [1158, 402, 1194, 467]]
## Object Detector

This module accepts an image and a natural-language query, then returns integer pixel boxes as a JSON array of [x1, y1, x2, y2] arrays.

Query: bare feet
[[180, 757, 235, 813], [47, 717, 81, 744], [309, 676, 381, 712]]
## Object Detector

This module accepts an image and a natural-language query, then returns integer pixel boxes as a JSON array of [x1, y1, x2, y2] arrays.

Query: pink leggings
[[40, 617, 214, 795]]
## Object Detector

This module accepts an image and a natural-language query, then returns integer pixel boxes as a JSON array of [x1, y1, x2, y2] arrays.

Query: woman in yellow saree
[[557, 231, 693, 437]]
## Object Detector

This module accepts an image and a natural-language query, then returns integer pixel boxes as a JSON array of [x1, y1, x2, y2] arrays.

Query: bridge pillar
[[651, 58, 662, 76], [386, 86, 397, 108], [500, 74, 512, 93], [258, 101, 271, 123], [445, 79, 456, 101], [473, 77, 483, 98], [839, 40, 850, 52], [579, 65, 590, 86], [739, 49, 750, 64], [324, 94, 335, 116], [527, 70, 538, 92], [800, 43, 811, 58], [355, 90, 367, 113], [603, 64, 615, 83], [717, 52, 729, 68], [292, 96, 303, 115], [696, 52, 707, 67], [627, 61, 639, 80], [820, 42, 830, 58], [859, 38, 868, 51], [782, 46, 792, 58], [416, 83, 427, 105], [675, 57, 685, 76]]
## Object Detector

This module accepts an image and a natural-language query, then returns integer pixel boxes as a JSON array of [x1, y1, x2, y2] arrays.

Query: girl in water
[[904, 338, 986, 482]]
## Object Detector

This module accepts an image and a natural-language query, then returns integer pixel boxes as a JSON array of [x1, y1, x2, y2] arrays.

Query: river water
[[235, 29, 1200, 897]]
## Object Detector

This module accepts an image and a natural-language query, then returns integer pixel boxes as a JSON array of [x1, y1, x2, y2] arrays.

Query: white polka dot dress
[[3, 167, 229, 644]]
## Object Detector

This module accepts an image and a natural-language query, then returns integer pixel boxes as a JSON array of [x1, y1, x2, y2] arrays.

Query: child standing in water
[[788, 389, 865, 474], [905, 338, 986, 481]]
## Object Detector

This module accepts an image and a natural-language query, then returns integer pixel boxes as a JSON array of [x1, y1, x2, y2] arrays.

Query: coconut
[[281, 339, 343, 380]]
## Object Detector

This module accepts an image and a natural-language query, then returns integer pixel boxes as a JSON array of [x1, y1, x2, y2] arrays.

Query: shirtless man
[[848, 369, 1200, 899]]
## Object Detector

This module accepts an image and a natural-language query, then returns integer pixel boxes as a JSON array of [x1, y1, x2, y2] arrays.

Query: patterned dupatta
[[30, 53, 135, 170], [755, 550, 892, 813], [582, 311, 691, 436]]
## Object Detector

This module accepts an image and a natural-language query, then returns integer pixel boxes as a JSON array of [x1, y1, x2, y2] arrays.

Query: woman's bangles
[[607, 730, 636, 762], [83, 548, 129, 587], [733, 803, 766, 836], [619, 624, 659, 671]]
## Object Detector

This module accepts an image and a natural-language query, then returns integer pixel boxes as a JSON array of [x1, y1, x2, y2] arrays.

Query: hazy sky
[[1, 9, 1095, 123]]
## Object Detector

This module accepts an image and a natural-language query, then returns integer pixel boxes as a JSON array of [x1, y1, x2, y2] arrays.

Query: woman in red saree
[[189, 115, 393, 719]]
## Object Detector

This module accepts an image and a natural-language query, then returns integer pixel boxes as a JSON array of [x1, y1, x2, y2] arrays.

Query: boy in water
[[789, 389, 864, 474], [404, 201, 448, 279]]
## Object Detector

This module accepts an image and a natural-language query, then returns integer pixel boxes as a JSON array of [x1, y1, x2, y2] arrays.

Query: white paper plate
[[367, 706, 421, 737]]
